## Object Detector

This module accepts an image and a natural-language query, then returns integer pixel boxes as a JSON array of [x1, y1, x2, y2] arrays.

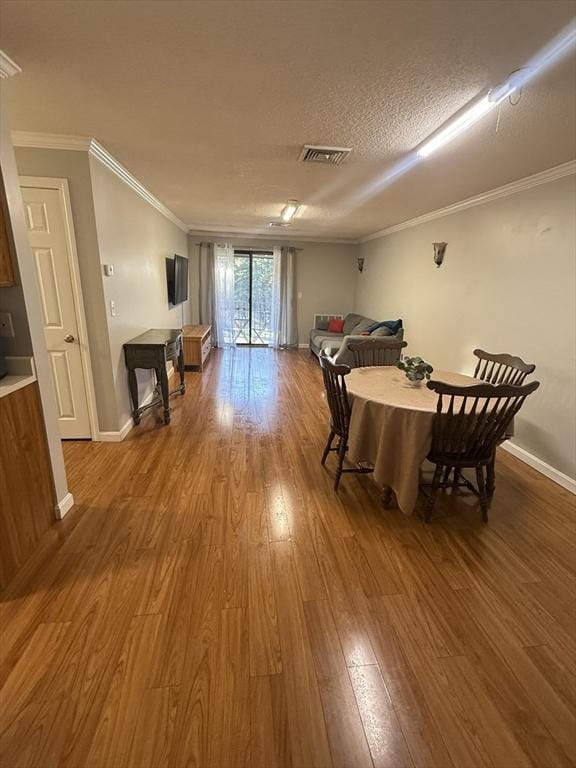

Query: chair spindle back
[[473, 349, 535, 385], [348, 338, 407, 368], [319, 354, 352, 438], [427, 379, 540, 463]]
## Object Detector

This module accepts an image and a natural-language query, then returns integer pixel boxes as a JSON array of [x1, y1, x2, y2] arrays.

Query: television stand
[[182, 324, 212, 371]]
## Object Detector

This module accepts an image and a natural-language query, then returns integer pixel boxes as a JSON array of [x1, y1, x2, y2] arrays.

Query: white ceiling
[[1, 0, 575, 240]]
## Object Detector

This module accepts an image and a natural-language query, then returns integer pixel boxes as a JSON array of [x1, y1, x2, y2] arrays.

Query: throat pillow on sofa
[[367, 319, 403, 335], [351, 317, 377, 334], [328, 318, 345, 333], [343, 313, 365, 333]]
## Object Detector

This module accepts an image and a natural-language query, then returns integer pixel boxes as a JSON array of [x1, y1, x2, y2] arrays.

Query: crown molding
[[0, 50, 22, 78], [16, 133, 569, 246], [11, 130, 91, 151], [360, 159, 576, 243], [11, 131, 188, 233], [10, 132, 356, 242], [87, 140, 188, 232], [187, 226, 359, 245]]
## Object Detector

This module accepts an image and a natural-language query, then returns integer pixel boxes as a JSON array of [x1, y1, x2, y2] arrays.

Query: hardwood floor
[[1, 348, 575, 768]]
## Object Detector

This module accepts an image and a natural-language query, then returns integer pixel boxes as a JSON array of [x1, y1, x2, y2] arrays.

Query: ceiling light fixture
[[344, 21, 576, 209], [281, 200, 300, 222], [417, 82, 516, 159]]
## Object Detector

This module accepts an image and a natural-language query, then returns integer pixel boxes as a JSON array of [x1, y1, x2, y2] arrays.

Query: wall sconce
[[357, 257, 365, 273], [433, 242, 447, 268]]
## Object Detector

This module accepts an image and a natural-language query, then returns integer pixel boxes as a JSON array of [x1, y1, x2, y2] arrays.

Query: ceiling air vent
[[299, 145, 352, 165]]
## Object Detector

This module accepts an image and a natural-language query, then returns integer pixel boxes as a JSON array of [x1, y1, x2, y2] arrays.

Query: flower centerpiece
[[397, 356, 433, 385]]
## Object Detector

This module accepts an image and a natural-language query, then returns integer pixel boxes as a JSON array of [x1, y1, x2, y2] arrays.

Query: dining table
[[346, 366, 483, 515]]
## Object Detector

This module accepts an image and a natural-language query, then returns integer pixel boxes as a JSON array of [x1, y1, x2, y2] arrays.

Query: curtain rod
[[195, 241, 304, 251]]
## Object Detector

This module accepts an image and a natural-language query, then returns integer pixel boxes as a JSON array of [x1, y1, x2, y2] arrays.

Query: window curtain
[[270, 246, 298, 349], [214, 243, 236, 347], [199, 242, 217, 343]]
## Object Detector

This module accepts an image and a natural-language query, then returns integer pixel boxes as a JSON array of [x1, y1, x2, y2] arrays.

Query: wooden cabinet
[[182, 324, 212, 371], [0, 382, 56, 589], [0, 183, 16, 287]]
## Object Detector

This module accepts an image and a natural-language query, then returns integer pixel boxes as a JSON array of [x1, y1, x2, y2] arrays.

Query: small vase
[[407, 378, 423, 387]]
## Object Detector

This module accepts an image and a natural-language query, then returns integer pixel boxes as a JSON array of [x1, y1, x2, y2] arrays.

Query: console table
[[123, 328, 185, 426]]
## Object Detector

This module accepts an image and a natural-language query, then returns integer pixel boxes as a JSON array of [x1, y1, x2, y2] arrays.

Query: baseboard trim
[[501, 441, 575, 494], [96, 417, 134, 443], [298, 343, 310, 349], [55, 492, 75, 519]]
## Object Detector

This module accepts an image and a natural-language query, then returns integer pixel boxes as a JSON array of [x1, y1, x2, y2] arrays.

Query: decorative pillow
[[383, 319, 403, 334], [343, 313, 365, 333], [370, 326, 393, 337], [316, 319, 329, 331], [328, 318, 345, 333], [352, 317, 377, 334], [367, 319, 403, 335]]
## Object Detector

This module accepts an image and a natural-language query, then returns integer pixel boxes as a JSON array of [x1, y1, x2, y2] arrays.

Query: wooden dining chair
[[347, 338, 407, 368], [472, 349, 536, 493], [473, 348, 536, 385], [424, 379, 540, 522], [319, 353, 372, 490]]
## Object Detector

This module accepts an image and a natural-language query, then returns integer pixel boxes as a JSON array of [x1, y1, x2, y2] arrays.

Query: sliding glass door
[[234, 250, 274, 345]]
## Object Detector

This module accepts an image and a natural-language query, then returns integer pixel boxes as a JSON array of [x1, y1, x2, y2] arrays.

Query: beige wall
[[355, 174, 576, 479], [14, 147, 190, 433], [90, 156, 190, 430], [14, 147, 117, 430], [188, 235, 359, 344]]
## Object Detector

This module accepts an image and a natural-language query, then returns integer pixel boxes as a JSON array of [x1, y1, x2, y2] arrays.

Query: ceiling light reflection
[[337, 21, 576, 210]]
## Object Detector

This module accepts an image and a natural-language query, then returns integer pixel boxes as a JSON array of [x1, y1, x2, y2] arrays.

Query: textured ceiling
[[1, 0, 575, 240]]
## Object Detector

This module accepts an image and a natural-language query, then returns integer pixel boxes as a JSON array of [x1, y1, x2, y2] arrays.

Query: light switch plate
[[110, 300, 117, 317], [0, 311, 15, 338], [103, 264, 114, 276]]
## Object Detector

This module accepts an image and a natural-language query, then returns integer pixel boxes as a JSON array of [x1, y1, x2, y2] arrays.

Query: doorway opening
[[233, 250, 273, 345]]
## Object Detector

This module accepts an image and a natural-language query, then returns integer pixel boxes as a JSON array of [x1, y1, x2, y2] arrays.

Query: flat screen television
[[166, 254, 188, 305]]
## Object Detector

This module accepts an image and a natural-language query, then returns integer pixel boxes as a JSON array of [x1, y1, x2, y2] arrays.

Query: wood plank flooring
[[1, 348, 575, 767]]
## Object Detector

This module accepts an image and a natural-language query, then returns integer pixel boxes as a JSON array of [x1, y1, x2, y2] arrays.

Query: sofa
[[309, 313, 404, 367]]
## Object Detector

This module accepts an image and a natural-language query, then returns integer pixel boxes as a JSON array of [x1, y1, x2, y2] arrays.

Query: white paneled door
[[21, 184, 92, 439]]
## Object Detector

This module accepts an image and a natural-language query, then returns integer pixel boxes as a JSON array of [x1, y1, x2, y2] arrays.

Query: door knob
[[64, 334, 75, 343]]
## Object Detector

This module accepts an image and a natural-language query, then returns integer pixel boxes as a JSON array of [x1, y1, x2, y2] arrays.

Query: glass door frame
[[234, 249, 273, 346]]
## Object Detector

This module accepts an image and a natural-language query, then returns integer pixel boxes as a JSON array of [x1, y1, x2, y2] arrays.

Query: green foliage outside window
[[234, 255, 274, 344]]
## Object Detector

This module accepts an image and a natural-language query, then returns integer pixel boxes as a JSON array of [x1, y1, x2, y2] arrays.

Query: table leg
[[128, 367, 140, 425], [486, 453, 496, 497], [156, 366, 170, 424], [178, 342, 186, 394], [382, 486, 393, 508]]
